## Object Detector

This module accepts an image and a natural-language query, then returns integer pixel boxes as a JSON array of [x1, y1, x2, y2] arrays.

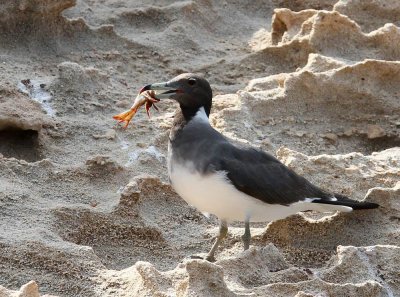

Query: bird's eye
[[188, 78, 196, 86]]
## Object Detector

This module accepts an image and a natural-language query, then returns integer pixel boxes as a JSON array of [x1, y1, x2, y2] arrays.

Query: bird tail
[[312, 193, 379, 210]]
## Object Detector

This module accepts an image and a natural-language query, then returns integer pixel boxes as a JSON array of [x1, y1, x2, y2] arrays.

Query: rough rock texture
[[0, 0, 399, 296], [0, 86, 45, 131], [333, 0, 400, 32]]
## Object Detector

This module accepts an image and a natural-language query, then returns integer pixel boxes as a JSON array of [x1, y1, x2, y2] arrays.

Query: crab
[[113, 90, 160, 128]]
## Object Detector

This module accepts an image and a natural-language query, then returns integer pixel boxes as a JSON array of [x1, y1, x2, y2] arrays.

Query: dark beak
[[139, 81, 181, 100]]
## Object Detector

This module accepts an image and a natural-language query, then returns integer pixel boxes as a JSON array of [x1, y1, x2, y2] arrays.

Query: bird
[[139, 73, 379, 262]]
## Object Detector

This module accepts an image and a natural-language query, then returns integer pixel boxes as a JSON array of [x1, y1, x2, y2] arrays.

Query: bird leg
[[242, 220, 251, 250], [205, 220, 228, 262]]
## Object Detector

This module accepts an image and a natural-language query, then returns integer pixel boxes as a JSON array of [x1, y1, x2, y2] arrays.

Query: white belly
[[168, 160, 347, 222]]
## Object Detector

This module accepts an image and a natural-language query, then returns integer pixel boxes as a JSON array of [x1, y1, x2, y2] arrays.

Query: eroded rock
[[0, 1, 399, 296], [367, 125, 386, 139], [0, 0, 75, 25], [271, 8, 400, 60], [0, 281, 43, 297], [54, 62, 110, 94], [85, 155, 122, 171]]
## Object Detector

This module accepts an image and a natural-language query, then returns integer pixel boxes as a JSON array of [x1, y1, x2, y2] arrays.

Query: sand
[[0, 0, 399, 296]]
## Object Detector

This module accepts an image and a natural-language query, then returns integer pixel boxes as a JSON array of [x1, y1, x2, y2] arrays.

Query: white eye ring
[[188, 78, 196, 86]]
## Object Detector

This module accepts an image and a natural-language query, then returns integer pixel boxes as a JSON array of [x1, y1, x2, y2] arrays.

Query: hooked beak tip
[[138, 81, 182, 99], [139, 84, 151, 94]]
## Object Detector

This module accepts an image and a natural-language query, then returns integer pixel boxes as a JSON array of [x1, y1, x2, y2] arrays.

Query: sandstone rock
[[272, 8, 319, 44], [97, 238, 399, 296], [322, 133, 338, 143], [0, 0, 75, 25], [233, 58, 400, 156], [181, 260, 235, 297], [303, 53, 346, 73], [319, 245, 400, 289], [0, 88, 45, 131], [334, 0, 400, 32], [367, 124, 386, 139], [54, 62, 109, 94], [0, 281, 57, 297], [17, 281, 40, 297], [271, 9, 400, 60], [1, 1, 399, 296], [253, 278, 385, 297], [85, 155, 122, 171], [343, 127, 357, 137], [119, 180, 140, 206], [276, 147, 400, 200]]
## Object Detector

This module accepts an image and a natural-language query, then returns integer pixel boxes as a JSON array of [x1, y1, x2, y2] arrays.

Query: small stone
[[367, 125, 385, 139], [105, 129, 116, 140], [90, 200, 98, 207], [85, 155, 122, 171], [345, 165, 359, 173], [119, 180, 141, 206], [344, 127, 356, 137], [286, 116, 295, 123], [261, 138, 273, 147], [18, 280, 40, 297], [295, 131, 306, 137], [323, 133, 338, 143]]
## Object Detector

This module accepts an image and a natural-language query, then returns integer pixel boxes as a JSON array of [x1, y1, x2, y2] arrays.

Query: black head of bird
[[140, 73, 213, 118]]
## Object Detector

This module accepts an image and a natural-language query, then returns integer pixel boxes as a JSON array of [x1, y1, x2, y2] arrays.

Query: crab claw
[[145, 101, 152, 118], [145, 101, 160, 118], [113, 107, 138, 128], [143, 92, 160, 118]]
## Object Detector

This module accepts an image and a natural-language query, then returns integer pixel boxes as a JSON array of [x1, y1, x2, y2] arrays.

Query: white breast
[[168, 161, 350, 222]]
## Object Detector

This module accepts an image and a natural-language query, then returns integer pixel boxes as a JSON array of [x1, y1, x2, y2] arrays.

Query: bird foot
[[205, 255, 216, 262], [189, 254, 216, 262]]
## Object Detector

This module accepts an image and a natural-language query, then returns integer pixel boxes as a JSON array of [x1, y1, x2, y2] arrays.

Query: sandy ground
[[0, 0, 399, 296]]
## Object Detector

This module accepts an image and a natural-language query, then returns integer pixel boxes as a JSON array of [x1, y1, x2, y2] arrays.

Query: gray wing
[[208, 142, 332, 205], [171, 122, 332, 205]]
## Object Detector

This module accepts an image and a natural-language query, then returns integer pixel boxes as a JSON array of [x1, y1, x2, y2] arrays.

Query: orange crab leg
[[113, 107, 139, 128]]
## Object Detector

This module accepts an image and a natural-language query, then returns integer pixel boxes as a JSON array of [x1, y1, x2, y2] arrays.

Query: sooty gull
[[140, 73, 379, 262]]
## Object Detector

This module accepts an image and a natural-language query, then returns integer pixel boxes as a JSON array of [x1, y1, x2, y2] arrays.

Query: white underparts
[[168, 161, 352, 223], [168, 106, 352, 222]]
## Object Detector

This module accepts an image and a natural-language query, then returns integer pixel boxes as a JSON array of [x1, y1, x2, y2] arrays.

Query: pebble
[[367, 125, 385, 139], [295, 131, 306, 137], [90, 200, 98, 207], [104, 129, 116, 140], [343, 127, 356, 137], [322, 133, 338, 143]]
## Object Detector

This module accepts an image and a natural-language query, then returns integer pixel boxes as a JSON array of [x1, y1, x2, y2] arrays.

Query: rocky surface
[[0, 0, 399, 296]]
